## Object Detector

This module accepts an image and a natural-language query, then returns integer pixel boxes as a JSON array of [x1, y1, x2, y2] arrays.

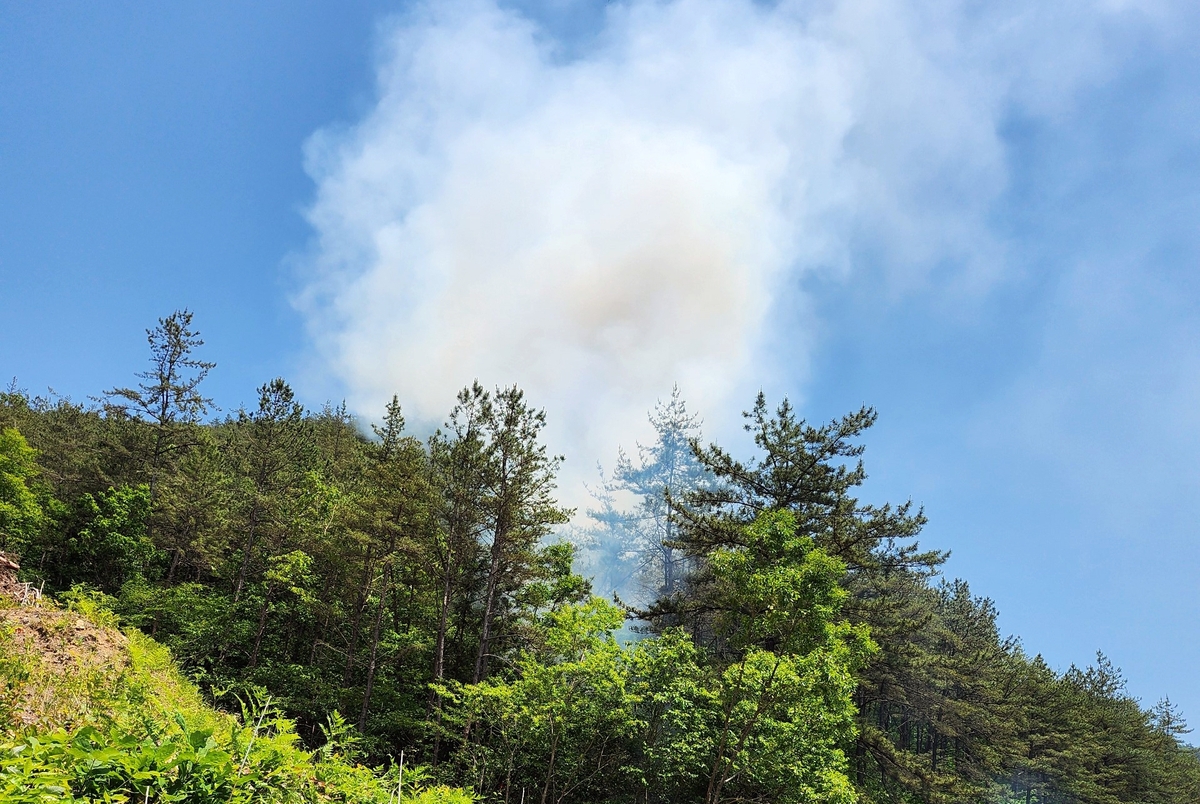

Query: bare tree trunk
[[232, 503, 261, 603], [540, 715, 559, 804], [343, 547, 375, 685], [428, 548, 459, 765], [166, 546, 183, 583], [432, 559, 454, 686], [359, 564, 391, 733], [249, 594, 271, 667], [474, 535, 504, 683], [474, 508, 509, 683]]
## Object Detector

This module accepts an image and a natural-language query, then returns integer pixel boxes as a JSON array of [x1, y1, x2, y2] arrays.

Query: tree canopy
[[1, 311, 1196, 804]]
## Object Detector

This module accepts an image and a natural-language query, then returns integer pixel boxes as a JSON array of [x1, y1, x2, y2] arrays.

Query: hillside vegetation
[[0, 576, 469, 803], [1, 310, 1198, 803]]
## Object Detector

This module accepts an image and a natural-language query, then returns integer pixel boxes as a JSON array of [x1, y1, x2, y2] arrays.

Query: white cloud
[[295, 0, 1161, 501]]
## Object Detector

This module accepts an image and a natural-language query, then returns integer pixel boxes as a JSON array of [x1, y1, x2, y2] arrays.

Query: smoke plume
[[296, 0, 1150, 499]]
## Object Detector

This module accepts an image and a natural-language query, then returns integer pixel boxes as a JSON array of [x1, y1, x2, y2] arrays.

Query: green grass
[[0, 594, 471, 803]]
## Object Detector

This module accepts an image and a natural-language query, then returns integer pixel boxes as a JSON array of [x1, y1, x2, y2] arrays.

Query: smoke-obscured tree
[[586, 386, 707, 605]]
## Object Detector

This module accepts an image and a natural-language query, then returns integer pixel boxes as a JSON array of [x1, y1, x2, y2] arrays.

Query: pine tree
[[472, 385, 571, 683], [588, 386, 707, 605], [105, 309, 215, 512], [228, 378, 312, 603]]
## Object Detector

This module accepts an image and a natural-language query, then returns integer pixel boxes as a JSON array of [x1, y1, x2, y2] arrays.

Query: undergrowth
[[0, 592, 471, 803]]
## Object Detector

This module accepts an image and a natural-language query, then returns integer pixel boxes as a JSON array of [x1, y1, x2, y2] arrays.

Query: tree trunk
[[661, 500, 676, 595], [358, 564, 390, 733], [343, 547, 375, 685], [146, 424, 166, 542], [474, 510, 509, 683], [166, 546, 182, 583], [428, 551, 458, 765], [540, 721, 558, 804], [432, 559, 454, 686], [249, 594, 271, 667], [232, 502, 262, 603], [309, 612, 330, 665]]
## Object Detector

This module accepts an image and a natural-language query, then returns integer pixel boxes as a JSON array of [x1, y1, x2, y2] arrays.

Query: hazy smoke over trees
[[583, 386, 708, 607]]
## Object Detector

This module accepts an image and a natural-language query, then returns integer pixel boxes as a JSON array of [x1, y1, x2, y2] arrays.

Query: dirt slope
[[0, 557, 133, 732]]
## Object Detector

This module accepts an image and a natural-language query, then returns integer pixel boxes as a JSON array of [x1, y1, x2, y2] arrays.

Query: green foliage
[[707, 510, 863, 655], [104, 308, 215, 429], [0, 723, 244, 803], [0, 427, 45, 554], [0, 713, 474, 804], [60, 485, 160, 593], [0, 622, 31, 728], [621, 628, 711, 795], [63, 587, 123, 630], [437, 598, 633, 802], [660, 394, 1200, 804], [315, 710, 362, 763], [0, 594, 472, 804], [694, 512, 872, 804], [404, 789, 473, 804], [438, 511, 870, 804], [709, 648, 859, 804]]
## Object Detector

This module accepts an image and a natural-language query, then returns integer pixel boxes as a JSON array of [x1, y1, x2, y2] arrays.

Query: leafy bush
[[0, 713, 473, 803], [0, 428, 44, 555]]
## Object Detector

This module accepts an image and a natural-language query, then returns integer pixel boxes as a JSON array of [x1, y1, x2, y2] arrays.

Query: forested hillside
[[1, 310, 1197, 803]]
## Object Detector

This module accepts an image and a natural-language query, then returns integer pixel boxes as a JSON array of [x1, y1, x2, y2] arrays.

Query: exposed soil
[[0, 551, 21, 599], [1, 605, 130, 675], [1, 556, 131, 730]]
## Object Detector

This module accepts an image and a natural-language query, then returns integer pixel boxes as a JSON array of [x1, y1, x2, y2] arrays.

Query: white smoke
[[296, 0, 1160, 501]]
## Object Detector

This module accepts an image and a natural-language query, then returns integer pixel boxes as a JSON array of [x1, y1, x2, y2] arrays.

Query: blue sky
[[2, 1, 1199, 724]]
